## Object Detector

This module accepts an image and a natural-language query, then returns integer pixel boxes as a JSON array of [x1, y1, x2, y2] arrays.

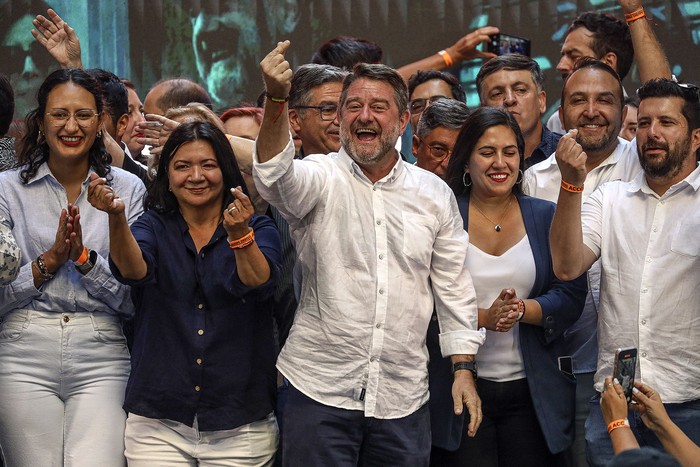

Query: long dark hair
[[18, 68, 111, 184], [145, 121, 248, 214], [445, 107, 525, 196]]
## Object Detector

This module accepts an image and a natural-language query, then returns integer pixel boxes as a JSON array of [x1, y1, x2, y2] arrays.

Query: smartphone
[[487, 33, 531, 57], [613, 347, 637, 402]]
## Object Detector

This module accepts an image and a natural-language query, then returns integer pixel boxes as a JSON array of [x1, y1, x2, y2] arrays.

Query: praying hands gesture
[[31, 9, 83, 69], [34, 204, 85, 284]]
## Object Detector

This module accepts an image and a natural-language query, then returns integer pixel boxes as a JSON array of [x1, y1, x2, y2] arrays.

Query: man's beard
[[340, 122, 400, 166], [638, 134, 691, 179]]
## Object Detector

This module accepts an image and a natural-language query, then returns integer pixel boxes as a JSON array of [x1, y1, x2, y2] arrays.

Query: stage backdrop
[[2, 0, 700, 119]]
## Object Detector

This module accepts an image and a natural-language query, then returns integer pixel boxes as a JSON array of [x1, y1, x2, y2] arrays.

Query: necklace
[[471, 195, 514, 232]]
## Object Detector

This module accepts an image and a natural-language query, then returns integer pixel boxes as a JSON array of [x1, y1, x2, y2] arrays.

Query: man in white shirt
[[254, 41, 485, 466], [523, 58, 643, 467], [550, 78, 700, 467]]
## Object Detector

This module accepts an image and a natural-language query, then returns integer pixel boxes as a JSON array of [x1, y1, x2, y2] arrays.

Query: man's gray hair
[[289, 64, 348, 108], [475, 54, 545, 102], [416, 99, 470, 139], [340, 63, 409, 114]]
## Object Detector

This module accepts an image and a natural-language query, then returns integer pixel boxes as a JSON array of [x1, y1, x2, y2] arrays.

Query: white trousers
[[124, 412, 278, 466], [0, 310, 130, 466]]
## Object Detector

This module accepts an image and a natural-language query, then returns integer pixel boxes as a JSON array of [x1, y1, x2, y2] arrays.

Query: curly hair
[[18, 68, 111, 184]]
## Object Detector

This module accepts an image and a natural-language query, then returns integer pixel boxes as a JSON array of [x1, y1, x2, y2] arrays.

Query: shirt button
[[197, 304, 204, 310], [200, 252, 205, 259], [646, 257, 652, 263], [376, 323, 382, 329], [653, 226, 658, 232], [370, 356, 378, 362], [63, 315, 70, 323], [379, 254, 384, 260], [198, 329, 204, 336], [376, 220, 381, 225], [641, 319, 647, 325], [641, 288, 648, 294], [194, 386, 201, 392], [196, 358, 202, 365], [378, 289, 384, 295], [642, 352, 647, 358]]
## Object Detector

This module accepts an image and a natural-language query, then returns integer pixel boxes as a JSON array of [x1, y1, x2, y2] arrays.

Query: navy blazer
[[427, 192, 587, 454]]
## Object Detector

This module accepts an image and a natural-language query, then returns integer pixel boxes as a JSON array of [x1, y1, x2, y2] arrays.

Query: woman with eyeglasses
[[427, 107, 587, 466], [89, 121, 281, 465], [0, 68, 146, 466]]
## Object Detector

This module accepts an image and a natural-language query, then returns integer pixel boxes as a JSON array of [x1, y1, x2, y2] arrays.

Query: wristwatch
[[452, 361, 478, 380], [75, 249, 97, 275]]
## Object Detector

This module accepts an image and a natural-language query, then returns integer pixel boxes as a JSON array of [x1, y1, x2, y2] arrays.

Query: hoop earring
[[516, 169, 524, 185], [462, 172, 471, 187]]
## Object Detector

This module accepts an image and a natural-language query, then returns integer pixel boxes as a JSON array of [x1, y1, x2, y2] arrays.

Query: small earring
[[516, 169, 524, 185], [462, 172, 472, 187], [97, 131, 102, 139]]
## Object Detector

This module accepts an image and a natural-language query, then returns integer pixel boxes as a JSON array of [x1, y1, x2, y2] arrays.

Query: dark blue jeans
[[585, 394, 700, 467], [282, 385, 431, 467]]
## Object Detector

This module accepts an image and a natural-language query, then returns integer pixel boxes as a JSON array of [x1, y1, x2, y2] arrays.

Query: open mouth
[[488, 173, 509, 183], [355, 128, 378, 142], [59, 136, 83, 147]]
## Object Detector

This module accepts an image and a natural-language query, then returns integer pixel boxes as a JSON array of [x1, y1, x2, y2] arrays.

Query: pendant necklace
[[471, 195, 514, 232]]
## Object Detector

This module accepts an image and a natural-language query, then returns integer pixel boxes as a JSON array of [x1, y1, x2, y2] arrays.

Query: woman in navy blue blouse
[[89, 121, 281, 465]]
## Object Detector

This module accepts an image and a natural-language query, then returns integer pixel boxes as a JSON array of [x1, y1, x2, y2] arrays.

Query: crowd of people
[[0, 1, 698, 466]]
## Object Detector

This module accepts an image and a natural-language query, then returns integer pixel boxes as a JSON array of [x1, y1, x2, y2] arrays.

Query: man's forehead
[[639, 96, 686, 119], [483, 69, 535, 88], [563, 68, 620, 97], [562, 27, 595, 53], [308, 81, 342, 102], [412, 79, 453, 99]]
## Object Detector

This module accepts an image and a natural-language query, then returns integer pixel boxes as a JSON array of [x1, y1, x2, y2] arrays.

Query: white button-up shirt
[[253, 138, 484, 419], [523, 137, 643, 373], [581, 165, 700, 402]]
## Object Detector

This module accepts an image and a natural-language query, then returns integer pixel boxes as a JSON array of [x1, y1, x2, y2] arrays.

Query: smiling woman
[[89, 121, 281, 465], [428, 107, 587, 466], [0, 68, 147, 466]]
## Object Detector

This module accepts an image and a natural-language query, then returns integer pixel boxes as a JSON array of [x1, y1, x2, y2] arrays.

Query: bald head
[[143, 78, 212, 116]]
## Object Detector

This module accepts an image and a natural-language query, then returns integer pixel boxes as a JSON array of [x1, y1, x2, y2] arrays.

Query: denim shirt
[[112, 209, 281, 431], [0, 163, 146, 317]]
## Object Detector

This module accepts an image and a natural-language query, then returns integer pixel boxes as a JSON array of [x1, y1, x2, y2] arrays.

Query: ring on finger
[[227, 206, 237, 216]]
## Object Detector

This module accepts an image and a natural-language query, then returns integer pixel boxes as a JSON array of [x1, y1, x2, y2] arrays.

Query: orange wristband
[[561, 179, 584, 193], [607, 418, 630, 434], [625, 8, 645, 23], [74, 246, 89, 266], [438, 50, 454, 68], [228, 230, 255, 249]]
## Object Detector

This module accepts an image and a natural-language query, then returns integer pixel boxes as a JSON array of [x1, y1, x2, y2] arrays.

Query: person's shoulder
[[518, 193, 556, 214], [109, 165, 146, 188]]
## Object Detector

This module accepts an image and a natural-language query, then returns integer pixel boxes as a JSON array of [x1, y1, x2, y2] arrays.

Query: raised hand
[[66, 204, 86, 262], [136, 114, 181, 159], [555, 129, 588, 187], [87, 173, 125, 216], [447, 26, 500, 62], [260, 40, 293, 99], [618, 0, 643, 14], [31, 9, 83, 69], [223, 187, 255, 240]]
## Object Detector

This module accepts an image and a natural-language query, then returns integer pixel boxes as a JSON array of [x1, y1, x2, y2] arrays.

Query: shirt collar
[[628, 162, 700, 195], [26, 161, 96, 187], [337, 146, 404, 184]]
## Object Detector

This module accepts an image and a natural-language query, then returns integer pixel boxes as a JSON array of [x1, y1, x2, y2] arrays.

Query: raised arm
[[549, 130, 598, 280], [87, 174, 147, 281], [31, 9, 83, 69], [619, 0, 672, 81], [396, 27, 499, 82], [257, 41, 294, 163]]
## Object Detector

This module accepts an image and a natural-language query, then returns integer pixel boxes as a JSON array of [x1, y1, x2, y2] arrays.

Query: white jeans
[[125, 412, 278, 466], [0, 310, 130, 466]]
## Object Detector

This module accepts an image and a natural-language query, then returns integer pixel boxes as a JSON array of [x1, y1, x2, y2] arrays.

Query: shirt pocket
[[402, 212, 437, 265], [671, 222, 700, 257]]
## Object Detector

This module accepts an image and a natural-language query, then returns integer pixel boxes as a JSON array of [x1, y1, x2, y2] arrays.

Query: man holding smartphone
[[550, 78, 700, 467]]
